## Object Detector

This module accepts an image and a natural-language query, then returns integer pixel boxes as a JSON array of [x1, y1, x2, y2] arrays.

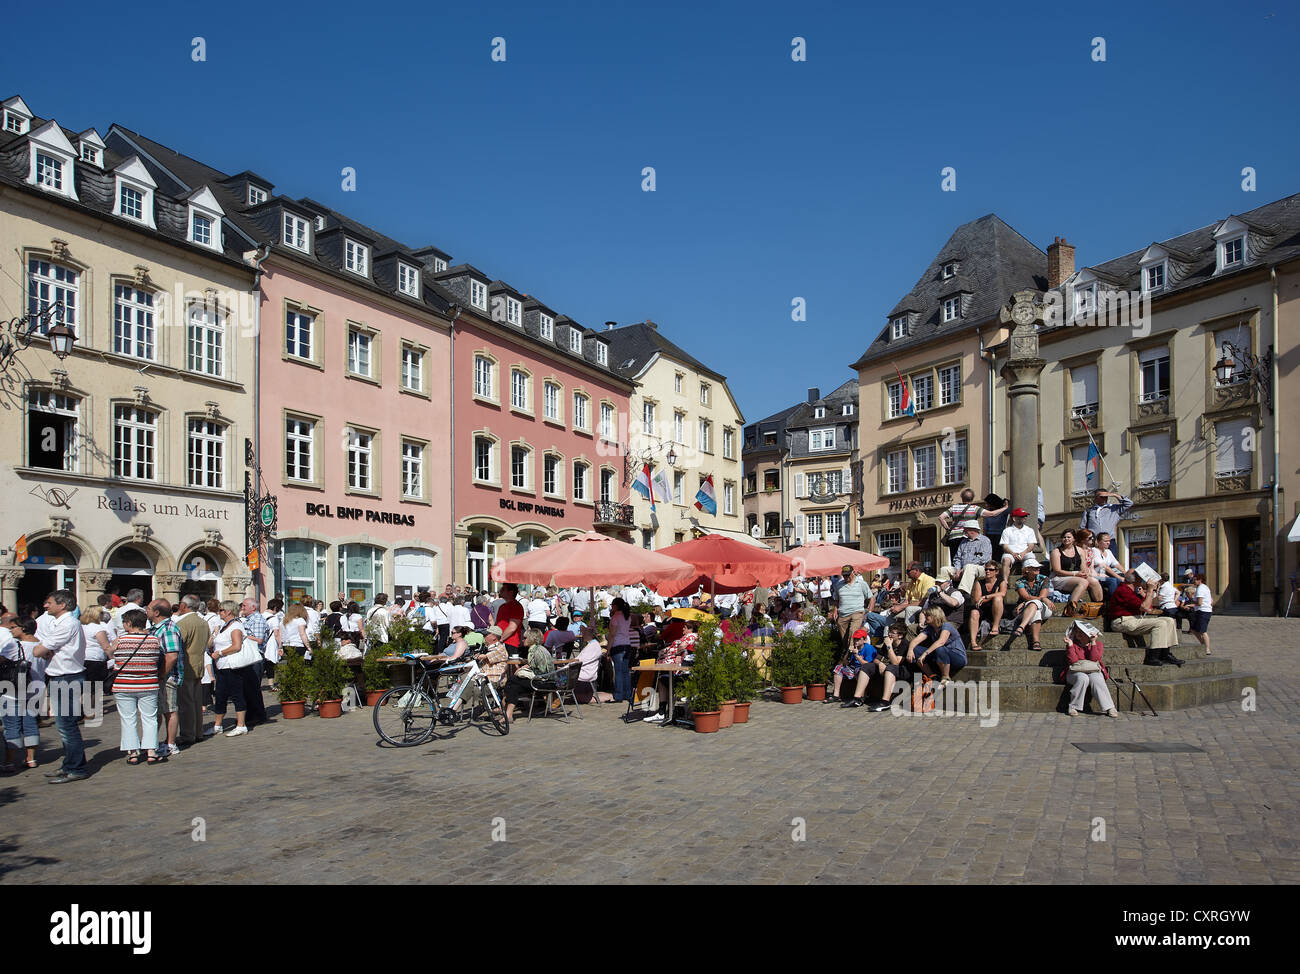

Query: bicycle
[[372, 654, 509, 746]]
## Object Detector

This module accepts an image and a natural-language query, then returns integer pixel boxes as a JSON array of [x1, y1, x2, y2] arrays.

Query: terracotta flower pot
[[780, 686, 804, 705], [317, 698, 343, 719], [280, 700, 306, 719], [732, 702, 751, 723], [692, 710, 722, 733], [365, 689, 386, 706], [806, 684, 827, 701], [718, 700, 737, 729]]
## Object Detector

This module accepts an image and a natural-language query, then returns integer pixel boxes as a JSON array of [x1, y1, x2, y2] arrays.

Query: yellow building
[[0, 96, 258, 611], [605, 321, 746, 548]]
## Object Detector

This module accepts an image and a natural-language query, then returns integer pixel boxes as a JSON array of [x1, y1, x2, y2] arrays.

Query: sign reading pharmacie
[[886, 490, 954, 513]]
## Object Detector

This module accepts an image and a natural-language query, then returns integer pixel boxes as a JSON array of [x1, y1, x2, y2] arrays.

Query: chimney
[[807, 387, 820, 404], [1047, 236, 1075, 289], [644, 319, 658, 331], [605, 320, 617, 330]]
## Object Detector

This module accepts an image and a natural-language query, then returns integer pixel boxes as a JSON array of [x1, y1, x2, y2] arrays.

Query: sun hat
[[959, 519, 981, 530], [1022, 556, 1041, 569], [485, 625, 503, 637]]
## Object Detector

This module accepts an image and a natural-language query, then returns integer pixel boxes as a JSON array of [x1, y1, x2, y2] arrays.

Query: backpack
[[324, 612, 344, 636]]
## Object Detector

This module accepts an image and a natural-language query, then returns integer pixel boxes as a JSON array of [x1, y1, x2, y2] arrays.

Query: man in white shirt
[[526, 591, 550, 631], [570, 588, 591, 615], [304, 598, 322, 643], [429, 593, 453, 652], [714, 592, 739, 618], [448, 596, 472, 632], [1093, 532, 1125, 598], [32, 589, 89, 782], [112, 587, 144, 630], [366, 593, 392, 644], [999, 508, 1042, 582]]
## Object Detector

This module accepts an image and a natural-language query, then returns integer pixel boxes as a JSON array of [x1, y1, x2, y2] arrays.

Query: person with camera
[[842, 621, 908, 710], [1, 612, 44, 773]]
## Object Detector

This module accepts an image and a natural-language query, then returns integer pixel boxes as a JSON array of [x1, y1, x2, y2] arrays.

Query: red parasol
[[491, 531, 696, 588], [785, 540, 889, 578], [652, 534, 796, 597]]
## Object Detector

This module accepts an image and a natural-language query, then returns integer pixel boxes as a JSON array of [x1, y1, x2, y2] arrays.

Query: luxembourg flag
[[893, 366, 916, 419], [1085, 442, 1101, 485], [631, 464, 653, 500], [694, 475, 717, 515]]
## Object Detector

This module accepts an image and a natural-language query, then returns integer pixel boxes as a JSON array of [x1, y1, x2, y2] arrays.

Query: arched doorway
[[393, 547, 435, 602], [107, 545, 154, 604], [180, 548, 225, 602], [16, 539, 78, 615], [466, 527, 497, 593]]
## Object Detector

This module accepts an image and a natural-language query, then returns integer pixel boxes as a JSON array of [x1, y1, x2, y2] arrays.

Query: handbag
[[0, 641, 30, 683], [1069, 659, 1102, 673], [104, 634, 151, 694]]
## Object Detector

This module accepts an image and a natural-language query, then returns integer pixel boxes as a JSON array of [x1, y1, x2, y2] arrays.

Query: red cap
[[1012, 507, 1029, 517], [852, 629, 869, 639]]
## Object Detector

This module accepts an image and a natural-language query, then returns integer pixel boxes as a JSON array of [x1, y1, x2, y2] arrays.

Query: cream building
[[784, 380, 859, 549], [605, 321, 746, 548], [0, 96, 257, 611], [1018, 195, 1299, 615]]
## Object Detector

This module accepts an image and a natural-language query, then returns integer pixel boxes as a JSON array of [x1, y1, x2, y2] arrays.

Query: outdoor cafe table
[[629, 664, 691, 728]]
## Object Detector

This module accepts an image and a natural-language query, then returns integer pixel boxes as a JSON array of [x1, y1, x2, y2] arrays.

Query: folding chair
[[528, 660, 583, 723]]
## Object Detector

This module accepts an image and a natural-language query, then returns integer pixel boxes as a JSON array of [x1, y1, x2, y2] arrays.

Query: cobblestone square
[[2, 618, 1296, 884]]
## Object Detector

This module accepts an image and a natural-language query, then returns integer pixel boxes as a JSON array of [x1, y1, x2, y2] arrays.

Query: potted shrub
[[801, 620, 836, 701], [276, 648, 310, 719], [368, 617, 426, 705], [731, 645, 761, 723], [681, 623, 723, 733], [310, 628, 350, 718], [361, 643, 394, 706], [768, 630, 805, 704]]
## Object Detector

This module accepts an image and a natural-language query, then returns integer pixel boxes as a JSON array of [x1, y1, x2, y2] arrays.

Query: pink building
[[254, 206, 455, 604], [435, 268, 636, 588]]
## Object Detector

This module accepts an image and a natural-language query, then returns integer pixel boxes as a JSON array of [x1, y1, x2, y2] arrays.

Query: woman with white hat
[[1002, 556, 1052, 652], [1059, 620, 1118, 717]]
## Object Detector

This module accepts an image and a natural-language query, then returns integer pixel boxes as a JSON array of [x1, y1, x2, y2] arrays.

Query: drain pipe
[[980, 330, 996, 495], [1271, 268, 1281, 615], [249, 243, 271, 601], [446, 304, 462, 589]]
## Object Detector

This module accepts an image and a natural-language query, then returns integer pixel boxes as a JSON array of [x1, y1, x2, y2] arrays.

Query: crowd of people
[[0, 490, 1223, 776]]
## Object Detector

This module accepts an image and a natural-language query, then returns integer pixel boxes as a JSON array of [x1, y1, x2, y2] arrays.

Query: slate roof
[[853, 214, 1048, 369], [743, 402, 801, 457], [0, 104, 253, 271], [1044, 192, 1300, 322], [604, 320, 727, 383], [783, 377, 859, 431]]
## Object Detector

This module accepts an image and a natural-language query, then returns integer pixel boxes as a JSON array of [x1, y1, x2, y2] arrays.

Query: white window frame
[[344, 239, 370, 276], [285, 416, 315, 482], [572, 461, 589, 502], [569, 328, 583, 354], [286, 307, 314, 361], [813, 406, 825, 419], [940, 433, 967, 486], [470, 280, 488, 310], [186, 301, 226, 378], [34, 151, 66, 193], [809, 427, 835, 451], [543, 381, 561, 421], [247, 185, 267, 205], [643, 400, 656, 433], [505, 297, 521, 326], [698, 419, 712, 453], [543, 454, 562, 496], [573, 393, 590, 432], [4, 110, 29, 134], [511, 445, 532, 490], [723, 427, 734, 459], [114, 405, 158, 481], [1218, 236, 1245, 272], [674, 411, 685, 444], [539, 314, 554, 341], [723, 482, 735, 515], [187, 417, 227, 489], [511, 369, 531, 412], [700, 383, 711, 406], [1074, 283, 1097, 316], [942, 296, 960, 322], [27, 389, 80, 472], [113, 284, 156, 361], [400, 344, 424, 393], [937, 364, 961, 406], [346, 428, 374, 492], [1138, 348, 1170, 403], [473, 436, 498, 484], [113, 171, 156, 228], [283, 213, 310, 252], [674, 373, 683, 394], [596, 341, 608, 366], [913, 373, 934, 412], [401, 439, 424, 499], [474, 355, 496, 401], [347, 327, 373, 379], [1143, 261, 1166, 294], [890, 317, 906, 340], [913, 443, 936, 490], [600, 402, 615, 439], [397, 262, 420, 298], [887, 381, 903, 419]]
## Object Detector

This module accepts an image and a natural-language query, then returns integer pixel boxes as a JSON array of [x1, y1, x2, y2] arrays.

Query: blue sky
[[5, 0, 1297, 421]]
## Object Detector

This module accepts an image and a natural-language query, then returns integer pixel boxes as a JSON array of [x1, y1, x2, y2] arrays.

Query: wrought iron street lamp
[[1213, 341, 1273, 412], [1, 300, 76, 373], [782, 518, 793, 551]]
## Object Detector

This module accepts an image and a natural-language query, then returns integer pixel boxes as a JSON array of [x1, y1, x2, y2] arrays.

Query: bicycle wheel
[[373, 685, 437, 746], [480, 680, 509, 736]]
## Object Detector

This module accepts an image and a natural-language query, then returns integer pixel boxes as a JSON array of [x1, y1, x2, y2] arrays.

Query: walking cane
[[1118, 667, 1158, 717]]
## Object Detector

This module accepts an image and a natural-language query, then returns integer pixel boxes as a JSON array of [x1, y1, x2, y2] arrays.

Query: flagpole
[[1080, 416, 1123, 490]]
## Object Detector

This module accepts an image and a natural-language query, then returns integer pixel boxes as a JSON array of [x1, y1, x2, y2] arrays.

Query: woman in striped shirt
[[112, 609, 174, 765]]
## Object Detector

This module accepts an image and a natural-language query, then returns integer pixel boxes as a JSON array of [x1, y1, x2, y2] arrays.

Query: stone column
[[999, 291, 1048, 523], [79, 570, 113, 609], [0, 568, 25, 612], [155, 572, 189, 606]]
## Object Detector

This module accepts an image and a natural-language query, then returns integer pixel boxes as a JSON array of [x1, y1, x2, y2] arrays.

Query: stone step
[[966, 647, 1210, 667], [989, 672, 1256, 713], [960, 658, 1232, 685]]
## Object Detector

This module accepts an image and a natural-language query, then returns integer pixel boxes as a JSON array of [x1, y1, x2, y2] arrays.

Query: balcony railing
[[593, 501, 635, 527]]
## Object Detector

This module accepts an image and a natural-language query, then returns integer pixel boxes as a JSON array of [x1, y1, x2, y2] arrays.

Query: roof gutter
[[446, 304, 462, 587], [249, 242, 271, 601], [1271, 267, 1281, 615]]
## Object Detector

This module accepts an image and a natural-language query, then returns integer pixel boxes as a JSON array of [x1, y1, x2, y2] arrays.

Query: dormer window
[[4, 111, 28, 134], [344, 239, 369, 276], [941, 296, 960, 322], [283, 213, 310, 252], [185, 187, 223, 251], [112, 158, 156, 229], [1143, 262, 1166, 293], [942, 262, 957, 279], [890, 316, 907, 340], [842, 403, 854, 416], [505, 297, 521, 325], [314, 215, 326, 231], [568, 329, 582, 354], [26, 123, 78, 200], [813, 406, 825, 419], [247, 186, 267, 205], [432, 257, 447, 273], [1219, 236, 1244, 270], [469, 280, 487, 310], [79, 143, 100, 166], [596, 341, 608, 366], [35, 152, 64, 191], [1074, 283, 1097, 316], [539, 314, 554, 340], [397, 262, 420, 298]]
